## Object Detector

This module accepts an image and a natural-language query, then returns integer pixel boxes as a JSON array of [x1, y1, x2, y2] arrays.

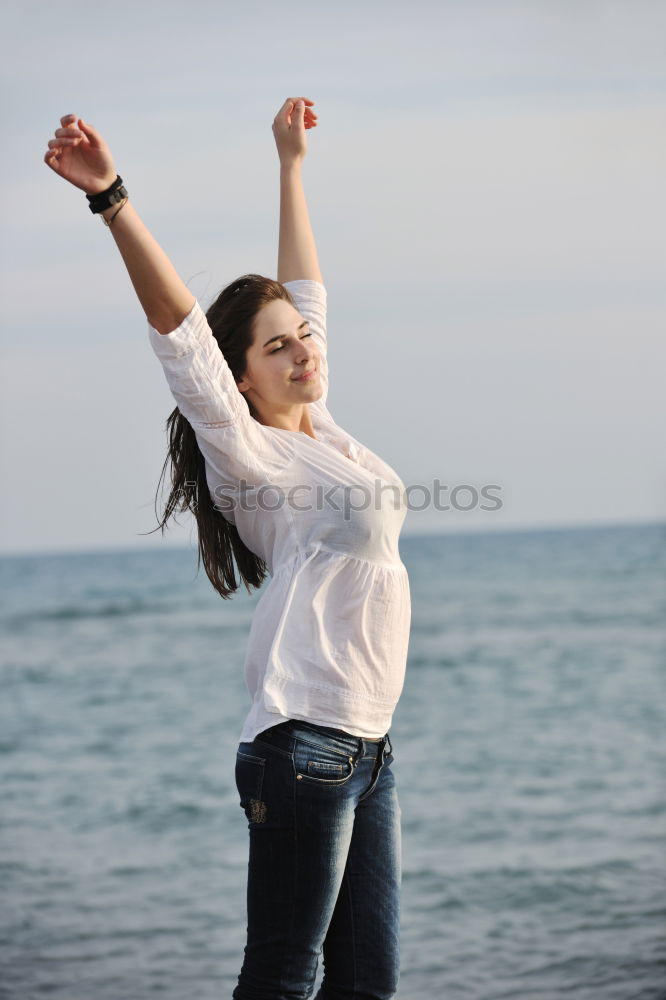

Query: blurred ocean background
[[1, 521, 665, 1000]]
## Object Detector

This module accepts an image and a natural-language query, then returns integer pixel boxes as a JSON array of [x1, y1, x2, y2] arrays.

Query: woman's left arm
[[273, 97, 323, 284]]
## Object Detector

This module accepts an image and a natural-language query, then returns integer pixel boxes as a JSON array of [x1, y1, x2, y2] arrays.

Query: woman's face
[[237, 298, 322, 422]]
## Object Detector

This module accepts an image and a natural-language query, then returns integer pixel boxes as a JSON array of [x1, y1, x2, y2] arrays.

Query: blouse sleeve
[[282, 279, 329, 405], [147, 299, 292, 486]]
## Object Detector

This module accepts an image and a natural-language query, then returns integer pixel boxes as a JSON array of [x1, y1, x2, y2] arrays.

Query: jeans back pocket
[[236, 750, 267, 824]]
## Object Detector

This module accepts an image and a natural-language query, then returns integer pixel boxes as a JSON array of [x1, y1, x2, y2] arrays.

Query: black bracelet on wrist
[[102, 197, 128, 228], [86, 175, 128, 214]]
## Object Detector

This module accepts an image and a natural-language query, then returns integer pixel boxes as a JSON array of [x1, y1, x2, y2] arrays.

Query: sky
[[1, 0, 665, 554]]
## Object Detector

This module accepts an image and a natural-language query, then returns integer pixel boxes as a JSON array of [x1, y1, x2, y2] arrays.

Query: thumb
[[293, 99, 305, 124], [78, 118, 103, 148]]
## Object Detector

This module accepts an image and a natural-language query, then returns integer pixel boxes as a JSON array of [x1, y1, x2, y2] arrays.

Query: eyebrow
[[263, 320, 309, 348]]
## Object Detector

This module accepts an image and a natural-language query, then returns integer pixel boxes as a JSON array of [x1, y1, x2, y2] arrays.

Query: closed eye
[[270, 332, 313, 354]]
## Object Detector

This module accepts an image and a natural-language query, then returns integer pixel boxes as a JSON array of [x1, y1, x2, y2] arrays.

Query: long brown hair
[[150, 274, 296, 599]]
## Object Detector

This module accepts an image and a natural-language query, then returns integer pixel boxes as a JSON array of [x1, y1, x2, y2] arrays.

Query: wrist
[[85, 174, 119, 196], [280, 157, 304, 175], [86, 175, 127, 213], [100, 199, 124, 221], [84, 175, 130, 228]]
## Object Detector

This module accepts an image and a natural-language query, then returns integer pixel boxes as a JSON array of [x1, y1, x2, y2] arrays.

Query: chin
[[306, 382, 324, 400]]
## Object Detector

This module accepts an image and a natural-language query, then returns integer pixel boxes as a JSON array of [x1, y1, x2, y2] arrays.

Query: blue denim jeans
[[232, 719, 401, 1000]]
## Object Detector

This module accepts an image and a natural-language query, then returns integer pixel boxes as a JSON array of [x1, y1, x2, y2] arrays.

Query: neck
[[253, 403, 316, 438]]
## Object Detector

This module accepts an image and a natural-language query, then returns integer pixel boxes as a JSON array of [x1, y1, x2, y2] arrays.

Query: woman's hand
[[272, 97, 317, 167], [44, 114, 117, 195]]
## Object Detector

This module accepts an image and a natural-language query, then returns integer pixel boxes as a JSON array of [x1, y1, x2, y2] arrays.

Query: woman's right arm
[[44, 114, 194, 335], [45, 113, 295, 486]]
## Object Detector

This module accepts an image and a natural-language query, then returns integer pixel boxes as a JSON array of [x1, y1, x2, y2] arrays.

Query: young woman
[[45, 97, 411, 1000]]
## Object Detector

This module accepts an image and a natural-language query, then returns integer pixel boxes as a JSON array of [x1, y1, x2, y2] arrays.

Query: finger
[[78, 119, 103, 148], [293, 99, 305, 124], [44, 149, 62, 169], [281, 96, 314, 107], [277, 96, 314, 121], [278, 97, 295, 117], [55, 128, 83, 146], [274, 101, 296, 129], [60, 113, 78, 128], [47, 136, 79, 149]]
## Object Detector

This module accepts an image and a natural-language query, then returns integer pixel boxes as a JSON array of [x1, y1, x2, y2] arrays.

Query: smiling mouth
[[292, 369, 317, 382]]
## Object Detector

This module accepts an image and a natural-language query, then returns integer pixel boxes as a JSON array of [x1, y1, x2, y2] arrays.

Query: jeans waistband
[[255, 720, 392, 760]]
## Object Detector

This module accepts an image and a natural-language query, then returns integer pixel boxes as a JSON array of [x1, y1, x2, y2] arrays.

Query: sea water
[[1, 522, 665, 999]]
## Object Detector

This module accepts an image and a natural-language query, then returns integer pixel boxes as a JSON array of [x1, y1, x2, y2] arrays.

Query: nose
[[296, 340, 316, 364]]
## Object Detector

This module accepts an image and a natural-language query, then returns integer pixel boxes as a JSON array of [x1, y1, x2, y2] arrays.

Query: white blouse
[[148, 280, 411, 743]]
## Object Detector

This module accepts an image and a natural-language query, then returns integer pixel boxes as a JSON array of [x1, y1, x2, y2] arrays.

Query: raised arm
[[273, 98, 323, 285], [44, 115, 194, 335]]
